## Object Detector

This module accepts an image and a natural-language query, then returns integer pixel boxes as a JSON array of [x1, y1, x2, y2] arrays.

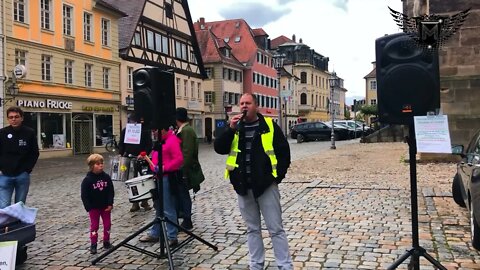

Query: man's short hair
[[242, 93, 258, 105], [87, 153, 104, 169], [6, 106, 24, 117]]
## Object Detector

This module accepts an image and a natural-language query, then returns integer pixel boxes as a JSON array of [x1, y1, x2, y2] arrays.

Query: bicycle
[[105, 135, 119, 152]]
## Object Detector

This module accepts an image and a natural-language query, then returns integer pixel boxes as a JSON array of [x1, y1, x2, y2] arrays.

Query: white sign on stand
[[414, 115, 452, 153], [124, 123, 142, 144], [0, 241, 18, 270]]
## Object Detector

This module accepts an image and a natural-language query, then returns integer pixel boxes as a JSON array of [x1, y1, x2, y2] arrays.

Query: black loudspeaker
[[375, 33, 440, 125], [133, 67, 176, 130]]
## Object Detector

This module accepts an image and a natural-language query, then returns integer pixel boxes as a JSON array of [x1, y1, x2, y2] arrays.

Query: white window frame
[[14, 0, 27, 23], [85, 64, 93, 87], [127, 67, 133, 89], [103, 67, 110, 89], [15, 50, 27, 66], [176, 78, 180, 96], [370, 80, 377, 90], [101, 18, 111, 47], [83, 12, 93, 42], [41, 55, 52, 81], [63, 4, 73, 36], [40, 0, 52, 30], [65, 59, 74, 84], [183, 79, 188, 97], [205, 92, 212, 103]]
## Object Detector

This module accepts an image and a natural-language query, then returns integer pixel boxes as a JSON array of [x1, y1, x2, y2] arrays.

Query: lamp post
[[329, 72, 338, 150], [273, 53, 286, 135]]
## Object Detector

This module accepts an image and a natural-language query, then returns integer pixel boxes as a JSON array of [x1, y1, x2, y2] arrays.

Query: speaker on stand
[[376, 33, 446, 270]]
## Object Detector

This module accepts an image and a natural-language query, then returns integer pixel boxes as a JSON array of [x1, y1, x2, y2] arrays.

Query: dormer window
[[224, 48, 231, 58]]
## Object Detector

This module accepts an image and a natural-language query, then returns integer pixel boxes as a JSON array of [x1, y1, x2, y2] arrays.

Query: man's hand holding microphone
[[230, 110, 247, 130]]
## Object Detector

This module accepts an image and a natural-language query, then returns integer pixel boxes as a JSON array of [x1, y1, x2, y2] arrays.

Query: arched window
[[300, 93, 307, 104], [300, 72, 307, 83]]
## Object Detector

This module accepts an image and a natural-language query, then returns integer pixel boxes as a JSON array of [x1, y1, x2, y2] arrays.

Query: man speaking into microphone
[[214, 93, 293, 269]]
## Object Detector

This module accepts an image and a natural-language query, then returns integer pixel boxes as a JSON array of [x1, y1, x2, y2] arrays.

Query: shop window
[[95, 115, 113, 146], [40, 113, 67, 149]]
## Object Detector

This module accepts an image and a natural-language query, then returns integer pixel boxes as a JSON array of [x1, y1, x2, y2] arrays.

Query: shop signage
[[17, 99, 72, 110], [82, 106, 114, 112]]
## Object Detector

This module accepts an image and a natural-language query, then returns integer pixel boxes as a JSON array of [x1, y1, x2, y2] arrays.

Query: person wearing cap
[[175, 107, 204, 230]]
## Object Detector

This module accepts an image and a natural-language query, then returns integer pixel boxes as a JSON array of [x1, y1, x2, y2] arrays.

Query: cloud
[[332, 0, 349, 12], [277, 0, 296, 4], [219, 3, 291, 27]]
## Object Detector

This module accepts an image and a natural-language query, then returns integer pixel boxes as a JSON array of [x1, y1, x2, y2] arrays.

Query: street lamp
[[273, 53, 286, 135], [329, 72, 339, 150]]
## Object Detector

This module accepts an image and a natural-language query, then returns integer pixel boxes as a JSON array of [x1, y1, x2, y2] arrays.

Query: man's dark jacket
[[0, 125, 39, 176], [214, 113, 290, 198], [118, 127, 152, 156]]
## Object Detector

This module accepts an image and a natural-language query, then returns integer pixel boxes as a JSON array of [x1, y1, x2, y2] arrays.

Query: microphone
[[240, 110, 247, 122]]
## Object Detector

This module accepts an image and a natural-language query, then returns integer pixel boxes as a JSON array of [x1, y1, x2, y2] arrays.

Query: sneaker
[[140, 200, 152, 210], [89, 244, 97, 254], [180, 218, 193, 230], [168, 239, 179, 248], [103, 241, 112, 249], [130, 202, 140, 212], [139, 235, 159, 243]]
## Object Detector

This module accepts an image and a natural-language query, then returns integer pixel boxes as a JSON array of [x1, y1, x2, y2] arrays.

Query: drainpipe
[[1, 0, 7, 127]]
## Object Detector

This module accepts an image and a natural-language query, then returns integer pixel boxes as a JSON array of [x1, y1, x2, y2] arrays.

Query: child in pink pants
[[81, 154, 115, 254]]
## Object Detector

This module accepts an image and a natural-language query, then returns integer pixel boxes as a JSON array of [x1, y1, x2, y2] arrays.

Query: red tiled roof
[[194, 19, 268, 65], [195, 27, 243, 66], [271, 35, 293, 49], [252, 28, 267, 36]]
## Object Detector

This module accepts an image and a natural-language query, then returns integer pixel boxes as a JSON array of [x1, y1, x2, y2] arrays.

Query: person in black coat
[[0, 106, 39, 209], [214, 93, 293, 269], [81, 154, 114, 254], [118, 114, 152, 212]]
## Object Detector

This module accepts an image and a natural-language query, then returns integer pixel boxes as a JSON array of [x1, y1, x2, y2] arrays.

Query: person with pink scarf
[[139, 128, 183, 247]]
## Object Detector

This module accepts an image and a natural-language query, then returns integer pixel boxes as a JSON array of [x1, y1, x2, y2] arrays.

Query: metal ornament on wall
[[389, 6, 470, 50]]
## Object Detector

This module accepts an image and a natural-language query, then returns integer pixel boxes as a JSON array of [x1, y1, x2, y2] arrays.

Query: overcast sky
[[187, 0, 403, 102]]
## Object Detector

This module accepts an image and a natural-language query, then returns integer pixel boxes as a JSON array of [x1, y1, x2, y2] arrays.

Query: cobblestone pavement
[[14, 139, 480, 269]]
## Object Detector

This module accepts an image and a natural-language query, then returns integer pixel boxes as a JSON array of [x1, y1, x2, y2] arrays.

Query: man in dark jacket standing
[[214, 93, 293, 269], [0, 106, 39, 209], [118, 114, 152, 212], [175, 107, 204, 230]]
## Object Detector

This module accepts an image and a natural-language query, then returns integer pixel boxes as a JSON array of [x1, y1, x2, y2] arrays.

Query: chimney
[[200, 17, 205, 29], [299, 38, 303, 43], [292, 34, 296, 42], [372, 61, 376, 68]]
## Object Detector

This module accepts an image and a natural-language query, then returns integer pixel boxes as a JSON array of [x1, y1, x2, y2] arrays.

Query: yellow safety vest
[[224, 117, 278, 179]]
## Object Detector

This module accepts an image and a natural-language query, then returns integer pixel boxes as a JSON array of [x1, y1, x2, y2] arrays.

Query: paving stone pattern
[[15, 140, 480, 269]]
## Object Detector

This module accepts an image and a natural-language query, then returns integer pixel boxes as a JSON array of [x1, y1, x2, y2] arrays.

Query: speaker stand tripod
[[92, 144, 217, 269], [387, 124, 446, 270]]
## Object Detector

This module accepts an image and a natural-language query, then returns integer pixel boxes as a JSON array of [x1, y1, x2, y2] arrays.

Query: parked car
[[325, 120, 371, 135], [290, 121, 350, 143], [451, 129, 480, 250], [324, 122, 362, 139]]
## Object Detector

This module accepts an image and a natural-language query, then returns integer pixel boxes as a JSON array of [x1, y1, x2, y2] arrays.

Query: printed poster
[[0, 241, 18, 270], [414, 115, 452, 153], [124, 123, 142, 144]]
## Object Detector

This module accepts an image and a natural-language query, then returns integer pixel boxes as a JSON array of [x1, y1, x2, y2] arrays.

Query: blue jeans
[[149, 175, 178, 240], [0, 172, 30, 209]]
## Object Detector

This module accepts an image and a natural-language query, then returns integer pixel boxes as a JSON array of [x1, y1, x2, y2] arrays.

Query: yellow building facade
[[3, 0, 125, 157]]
